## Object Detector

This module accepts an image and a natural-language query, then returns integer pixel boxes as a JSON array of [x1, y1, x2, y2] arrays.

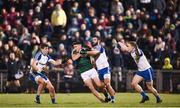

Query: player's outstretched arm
[[50, 59, 62, 66], [86, 50, 100, 56]]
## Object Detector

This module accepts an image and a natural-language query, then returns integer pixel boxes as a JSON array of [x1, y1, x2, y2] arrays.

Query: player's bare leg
[[92, 76, 103, 88], [92, 77, 111, 102], [5, 81, 11, 93], [35, 78, 46, 104], [146, 81, 162, 103], [131, 75, 149, 103], [14, 80, 21, 92], [84, 79, 104, 103], [104, 78, 115, 103], [46, 81, 56, 104]]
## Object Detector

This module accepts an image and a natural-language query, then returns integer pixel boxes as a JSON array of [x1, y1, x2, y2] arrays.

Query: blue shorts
[[136, 68, 154, 82], [29, 71, 49, 84], [98, 67, 111, 81]]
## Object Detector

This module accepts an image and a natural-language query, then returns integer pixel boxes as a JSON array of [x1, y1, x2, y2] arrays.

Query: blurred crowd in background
[[0, 0, 180, 73]]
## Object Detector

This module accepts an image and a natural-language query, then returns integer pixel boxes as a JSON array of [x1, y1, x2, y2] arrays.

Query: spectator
[[40, 19, 54, 39], [63, 64, 74, 93], [44, 1, 55, 20], [25, 9, 34, 32], [70, 2, 80, 18], [165, 33, 176, 53], [122, 0, 138, 10], [12, 45, 23, 60], [162, 57, 173, 92], [8, 7, 17, 25], [139, 0, 152, 12], [162, 57, 173, 69], [33, 6, 44, 21], [57, 43, 67, 59], [51, 4, 67, 36], [0, 40, 5, 69], [111, 0, 124, 15], [151, 0, 166, 14], [67, 18, 79, 36], [0, 27, 6, 42], [154, 37, 165, 56], [5, 52, 22, 93], [111, 38, 124, 81]]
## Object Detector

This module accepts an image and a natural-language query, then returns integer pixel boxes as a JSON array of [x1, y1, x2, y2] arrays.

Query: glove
[[80, 48, 87, 55]]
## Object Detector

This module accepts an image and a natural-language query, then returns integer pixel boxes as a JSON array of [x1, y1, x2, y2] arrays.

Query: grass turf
[[0, 93, 180, 107]]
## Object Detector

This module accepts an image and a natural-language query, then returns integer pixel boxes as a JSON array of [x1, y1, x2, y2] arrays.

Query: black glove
[[80, 48, 87, 55]]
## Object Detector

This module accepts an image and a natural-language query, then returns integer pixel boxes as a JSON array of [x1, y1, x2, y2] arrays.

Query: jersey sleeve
[[137, 48, 143, 56], [47, 55, 54, 62], [34, 52, 41, 60], [95, 46, 104, 53]]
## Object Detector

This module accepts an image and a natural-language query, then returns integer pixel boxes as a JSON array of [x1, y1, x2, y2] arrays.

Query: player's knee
[[146, 84, 153, 90], [131, 82, 137, 88], [96, 83, 103, 88], [48, 86, 55, 92], [105, 83, 111, 88]]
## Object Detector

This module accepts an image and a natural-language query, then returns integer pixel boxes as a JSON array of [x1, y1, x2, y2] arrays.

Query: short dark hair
[[40, 43, 49, 49], [127, 41, 137, 47], [72, 41, 82, 46], [92, 35, 100, 40]]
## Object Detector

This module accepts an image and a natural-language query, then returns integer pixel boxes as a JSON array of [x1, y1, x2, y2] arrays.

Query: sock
[[36, 95, 40, 102], [140, 92, 147, 98], [155, 95, 161, 101], [17, 86, 21, 93], [103, 92, 109, 98], [111, 96, 115, 100], [51, 98, 55, 103], [6, 86, 9, 93]]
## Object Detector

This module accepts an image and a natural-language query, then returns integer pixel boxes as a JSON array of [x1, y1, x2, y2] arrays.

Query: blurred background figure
[[51, 4, 67, 37], [163, 57, 173, 69], [63, 64, 74, 93], [162, 57, 173, 93], [5, 52, 23, 93]]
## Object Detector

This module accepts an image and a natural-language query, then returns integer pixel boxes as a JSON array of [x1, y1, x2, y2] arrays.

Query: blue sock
[[155, 95, 161, 101], [51, 98, 55, 103], [140, 92, 147, 98], [111, 96, 115, 100]]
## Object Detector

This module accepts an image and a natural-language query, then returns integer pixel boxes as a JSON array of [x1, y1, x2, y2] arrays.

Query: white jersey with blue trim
[[130, 48, 151, 71], [94, 45, 109, 70], [31, 51, 53, 71]]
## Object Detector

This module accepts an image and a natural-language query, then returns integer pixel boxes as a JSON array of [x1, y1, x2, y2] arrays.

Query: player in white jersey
[[82, 36, 115, 103], [29, 44, 61, 104], [118, 41, 162, 103]]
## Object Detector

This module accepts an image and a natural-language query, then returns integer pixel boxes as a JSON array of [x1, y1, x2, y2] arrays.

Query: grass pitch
[[0, 93, 180, 107]]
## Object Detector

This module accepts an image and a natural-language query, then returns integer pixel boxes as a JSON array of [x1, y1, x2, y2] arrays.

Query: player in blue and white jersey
[[29, 43, 61, 104], [82, 36, 115, 103], [118, 41, 162, 103]]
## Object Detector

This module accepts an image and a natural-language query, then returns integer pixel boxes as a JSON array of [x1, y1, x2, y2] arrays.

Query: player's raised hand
[[118, 42, 128, 52]]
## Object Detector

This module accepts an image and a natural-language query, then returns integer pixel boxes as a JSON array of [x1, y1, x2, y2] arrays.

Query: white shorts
[[81, 68, 98, 81]]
